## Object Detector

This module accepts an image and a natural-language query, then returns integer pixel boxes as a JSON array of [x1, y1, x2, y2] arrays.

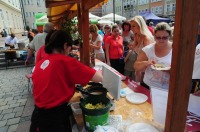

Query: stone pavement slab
[[0, 67, 35, 132]]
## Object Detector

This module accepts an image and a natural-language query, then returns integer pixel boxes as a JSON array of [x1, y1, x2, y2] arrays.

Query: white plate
[[126, 93, 148, 104], [94, 126, 118, 132], [126, 123, 159, 132], [151, 64, 171, 71]]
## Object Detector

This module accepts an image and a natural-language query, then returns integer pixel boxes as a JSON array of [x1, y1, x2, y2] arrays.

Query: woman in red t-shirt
[[30, 30, 103, 132], [105, 25, 124, 74]]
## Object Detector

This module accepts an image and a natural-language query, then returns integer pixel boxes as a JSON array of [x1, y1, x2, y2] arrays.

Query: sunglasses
[[104, 27, 110, 29], [155, 36, 169, 40]]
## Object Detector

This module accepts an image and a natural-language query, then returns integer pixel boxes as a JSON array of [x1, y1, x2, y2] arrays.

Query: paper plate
[[151, 64, 171, 71], [126, 123, 159, 132], [126, 93, 148, 104]]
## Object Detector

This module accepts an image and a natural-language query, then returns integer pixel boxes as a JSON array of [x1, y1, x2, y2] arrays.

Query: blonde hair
[[130, 15, 154, 41], [89, 24, 98, 34]]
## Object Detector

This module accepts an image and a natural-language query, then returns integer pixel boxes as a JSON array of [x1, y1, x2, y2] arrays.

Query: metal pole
[[113, 0, 115, 23]]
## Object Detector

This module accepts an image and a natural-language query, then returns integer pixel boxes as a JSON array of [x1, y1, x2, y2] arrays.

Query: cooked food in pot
[[85, 103, 105, 109]]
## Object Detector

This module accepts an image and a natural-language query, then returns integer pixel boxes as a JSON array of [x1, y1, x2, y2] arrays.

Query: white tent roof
[[73, 13, 101, 20], [101, 13, 126, 21], [98, 20, 114, 24], [89, 13, 101, 20]]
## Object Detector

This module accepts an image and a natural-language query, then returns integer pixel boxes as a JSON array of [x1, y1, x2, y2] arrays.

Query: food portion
[[154, 64, 166, 68], [151, 63, 171, 70], [85, 103, 105, 109]]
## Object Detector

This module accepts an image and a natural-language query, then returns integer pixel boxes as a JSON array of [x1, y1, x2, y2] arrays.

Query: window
[[33, 12, 35, 17], [0, 9, 6, 29], [172, 3, 176, 11], [26, 12, 28, 17], [167, 4, 171, 12], [37, 0, 41, 6], [6, 11, 10, 28], [29, 12, 32, 17]]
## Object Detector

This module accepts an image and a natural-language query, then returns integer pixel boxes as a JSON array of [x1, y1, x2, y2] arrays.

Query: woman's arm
[[91, 71, 103, 82], [105, 43, 110, 65], [134, 51, 153, 72], [90, 41, 102, 50], [124, 50, 132, 62]]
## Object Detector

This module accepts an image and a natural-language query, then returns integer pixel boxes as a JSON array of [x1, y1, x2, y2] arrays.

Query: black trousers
[[110, 59, 124, 74], [30, 103, 73, 132]]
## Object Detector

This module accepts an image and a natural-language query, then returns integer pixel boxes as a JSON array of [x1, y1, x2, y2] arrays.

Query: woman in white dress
[[89, 24, 105, 62], [134, 22, 173, 89]]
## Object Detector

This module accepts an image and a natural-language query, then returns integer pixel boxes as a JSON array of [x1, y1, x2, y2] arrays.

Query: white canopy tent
[[73, 13, 101, 20], [89, 13, 101, 20], [101, 13, 126, 21], [98, 20, 114, 25]]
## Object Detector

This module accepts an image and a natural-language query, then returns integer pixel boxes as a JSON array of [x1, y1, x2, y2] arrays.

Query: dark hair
[[112, 25, 119, 31], [45, 30, 73, 54], [122, 21, 131, 31], [11, 33, 15, 38], [32, 29, 39, 34], [96, 24, 101, 30], [45, 29, 57, 45]]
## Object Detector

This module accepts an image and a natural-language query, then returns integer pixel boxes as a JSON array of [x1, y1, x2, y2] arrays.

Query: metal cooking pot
[[76, 84, 107, 98]]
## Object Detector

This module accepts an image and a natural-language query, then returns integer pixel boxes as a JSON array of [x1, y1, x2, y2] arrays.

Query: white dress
[[192, 44, 200, 79], [143, 43, 172, 89]]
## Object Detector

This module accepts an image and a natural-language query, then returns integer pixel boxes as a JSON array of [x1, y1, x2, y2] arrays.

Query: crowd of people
[[22, 15, 200, 132]]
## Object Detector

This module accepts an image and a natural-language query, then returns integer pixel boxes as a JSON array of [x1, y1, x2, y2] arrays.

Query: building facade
[[102, 0, 176, 21], [20, 0, 46, 29], [0, 0, 24, 34]]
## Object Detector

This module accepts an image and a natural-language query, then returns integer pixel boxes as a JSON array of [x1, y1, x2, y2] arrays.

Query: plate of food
[[126, 93, 148, 104], [151, 63, 171, 70]]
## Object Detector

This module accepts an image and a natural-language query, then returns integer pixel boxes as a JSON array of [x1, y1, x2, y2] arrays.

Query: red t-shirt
[[105, 35, 123, 59], [32, 54, 96, 109], [36, 45, 47, 64]]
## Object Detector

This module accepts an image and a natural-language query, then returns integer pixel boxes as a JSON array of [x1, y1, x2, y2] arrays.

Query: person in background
[[148, 21, 155, 35], [3, 29, 7, 37], [124, 40, 137, 80], [35, 30, 56, 64], [134, 22, 172, 89], [116, 21, 123, 35], [130, 15, 154, 84], [105, 25, 124, 74], [89, 24, 105, 62], [103, 25, 112, 62], [191, 43, 200, 93], [5, 33, 19, 48], [27, 29, 39, 42], [30, 30, 103, 132], [25, 22, 54, 66], [121, 21, 134, 51]]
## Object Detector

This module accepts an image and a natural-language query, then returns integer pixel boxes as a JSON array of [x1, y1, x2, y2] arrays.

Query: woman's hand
[[107, 61, 111, 66]]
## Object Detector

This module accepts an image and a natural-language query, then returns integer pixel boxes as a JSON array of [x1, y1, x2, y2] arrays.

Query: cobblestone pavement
[[0, 67, 34, 132]]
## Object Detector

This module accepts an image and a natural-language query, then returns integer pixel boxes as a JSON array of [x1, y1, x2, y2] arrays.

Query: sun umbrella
[[101, 13, 126, 21], [98, 20, 114, 24]]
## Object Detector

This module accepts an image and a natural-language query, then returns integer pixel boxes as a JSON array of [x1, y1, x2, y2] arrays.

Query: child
[[124, 40, 137, 80]]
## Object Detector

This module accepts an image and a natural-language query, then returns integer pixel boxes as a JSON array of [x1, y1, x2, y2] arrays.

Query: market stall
[[43, 0, 200, 131]]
